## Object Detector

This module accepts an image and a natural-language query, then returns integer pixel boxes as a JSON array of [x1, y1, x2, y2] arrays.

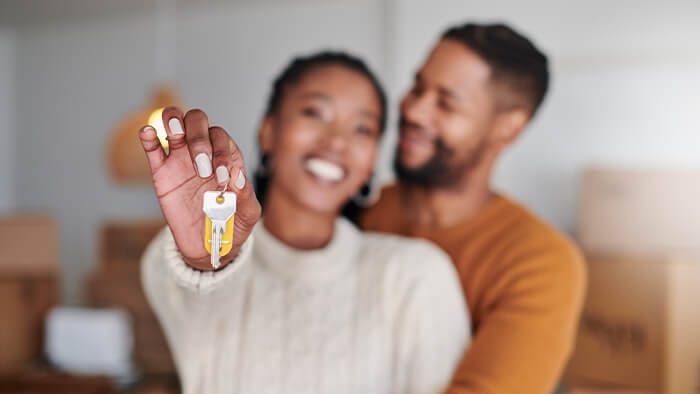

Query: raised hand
[[138, 107, 261, 271]]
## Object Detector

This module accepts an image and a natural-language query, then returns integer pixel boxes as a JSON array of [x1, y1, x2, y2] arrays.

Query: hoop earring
[[256, 153, 271, 177], [352, 174, 376, 208]]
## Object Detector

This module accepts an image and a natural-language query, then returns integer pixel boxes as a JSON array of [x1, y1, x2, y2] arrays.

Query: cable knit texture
[[142, 218, 470, 394]]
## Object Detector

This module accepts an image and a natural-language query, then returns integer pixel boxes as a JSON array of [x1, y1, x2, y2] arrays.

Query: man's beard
[[393, 120, 487, 188]]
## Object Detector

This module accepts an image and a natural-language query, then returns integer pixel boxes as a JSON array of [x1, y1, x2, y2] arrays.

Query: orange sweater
[[360, 184, 586, 394]]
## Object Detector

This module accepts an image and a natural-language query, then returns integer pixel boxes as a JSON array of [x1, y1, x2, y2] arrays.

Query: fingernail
[[195, 153, 212, 178], [168, 118, 184, 135], [216, 166, 229, 184], [234, 169, 246, 190]]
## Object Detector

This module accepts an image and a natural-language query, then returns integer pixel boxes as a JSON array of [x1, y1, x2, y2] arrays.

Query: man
[[361, 23, 586, 394]]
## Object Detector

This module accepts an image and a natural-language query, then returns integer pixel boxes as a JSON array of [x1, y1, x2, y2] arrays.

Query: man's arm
[[447, 240, 586, 394]]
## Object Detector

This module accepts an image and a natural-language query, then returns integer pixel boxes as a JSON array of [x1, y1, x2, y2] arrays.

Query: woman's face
[[261, 64, 383, 215]]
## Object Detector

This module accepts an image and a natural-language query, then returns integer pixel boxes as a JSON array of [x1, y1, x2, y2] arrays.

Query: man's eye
[[411, 84, 423, 96], [438, 99, 454, 112]]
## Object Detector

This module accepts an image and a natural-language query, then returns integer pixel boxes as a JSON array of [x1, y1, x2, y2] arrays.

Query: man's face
[[395, 39, 497, 188]]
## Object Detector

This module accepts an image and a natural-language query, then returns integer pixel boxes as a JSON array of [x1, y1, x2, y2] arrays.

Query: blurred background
[[0, 0, 698, 393]]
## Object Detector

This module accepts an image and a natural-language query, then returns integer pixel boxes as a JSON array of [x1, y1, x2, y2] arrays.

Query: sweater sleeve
[[140, 226, 254, 343], [446, 237, 586, 394], [393, 242, 471, 394]]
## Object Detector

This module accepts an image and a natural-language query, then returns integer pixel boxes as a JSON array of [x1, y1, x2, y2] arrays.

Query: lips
[[304, 157, 346, 183], [399, 126, 434, 153]]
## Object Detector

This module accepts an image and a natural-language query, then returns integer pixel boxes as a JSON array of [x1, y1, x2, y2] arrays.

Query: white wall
[[175, 1, 387, 166], [0, 28, 15, 212], [386, 0, 700, 233], [15, 13, 163, 303], [6, 0, 700, 303], [12, 0, 386, 303]]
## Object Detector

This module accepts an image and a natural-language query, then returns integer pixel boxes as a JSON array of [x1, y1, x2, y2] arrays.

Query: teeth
[[305, 158, 345, 182]]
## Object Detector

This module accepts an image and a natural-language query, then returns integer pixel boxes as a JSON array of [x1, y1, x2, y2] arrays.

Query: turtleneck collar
[[252, 217, 361, 285]]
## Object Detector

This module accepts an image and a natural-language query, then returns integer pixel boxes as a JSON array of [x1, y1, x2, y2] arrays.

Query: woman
[[139, 51, 469, 394]]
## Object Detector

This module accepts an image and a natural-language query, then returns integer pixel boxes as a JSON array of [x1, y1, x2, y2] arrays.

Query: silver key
[[203, 191, 237, 269]]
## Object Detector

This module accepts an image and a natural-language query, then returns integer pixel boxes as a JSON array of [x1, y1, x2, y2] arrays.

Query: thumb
[[138, 125, 167, 172]]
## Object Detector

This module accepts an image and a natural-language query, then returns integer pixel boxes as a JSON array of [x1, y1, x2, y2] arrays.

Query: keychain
[[203, 183, 237, 269]]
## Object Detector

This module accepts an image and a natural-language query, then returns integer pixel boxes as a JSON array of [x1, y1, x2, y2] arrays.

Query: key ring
[[216, 181, 228, 204]]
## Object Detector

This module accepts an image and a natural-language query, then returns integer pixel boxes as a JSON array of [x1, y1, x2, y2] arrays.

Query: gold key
[[203, 190, 236, 269]]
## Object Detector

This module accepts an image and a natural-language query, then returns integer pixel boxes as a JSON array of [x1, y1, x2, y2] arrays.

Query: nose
[[401, 90, 432, 126], [321, 124, 349, 153]]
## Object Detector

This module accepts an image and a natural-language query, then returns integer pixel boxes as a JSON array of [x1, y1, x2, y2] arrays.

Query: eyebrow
[[438, 86, 462, 101], [414, 72, 463, 102], [359, 109, 380, 122], [299, 91, 332, 101], [300, 91, 381, 122]]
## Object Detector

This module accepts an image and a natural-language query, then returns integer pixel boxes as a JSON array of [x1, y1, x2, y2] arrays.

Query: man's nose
[[402, 92, 432, 126]]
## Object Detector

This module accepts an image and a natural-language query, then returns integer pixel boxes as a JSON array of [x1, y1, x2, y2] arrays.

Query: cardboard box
[[100, 219, 165, 268], [577, 168, 700, 255], [85, 270, 175, 374], [133, 376, 181, 394], [0, 371, 116, 394], [563, 385, 654, 394], [0, 216, 58, 276], [566, 253, 700, 393], [88, 218, 173, 373], [0, 277, 58, 373]]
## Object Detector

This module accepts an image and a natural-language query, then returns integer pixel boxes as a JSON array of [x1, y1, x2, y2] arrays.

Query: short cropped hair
[[442, 23, 549, 116]]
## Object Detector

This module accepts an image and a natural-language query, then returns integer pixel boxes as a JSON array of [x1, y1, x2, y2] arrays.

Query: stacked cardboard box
[[0, 216, 59, 373], [84, 218, 175, 375], [0, 370, 116, 393], [577, 168, 700, 255], [565, 254, 700, 393], [132, 375, 181, 394], [565, 169, 700, 393]]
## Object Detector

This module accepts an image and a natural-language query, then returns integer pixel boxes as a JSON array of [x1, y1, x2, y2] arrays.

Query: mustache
[[398, 116, 430, 137], [398, 116, 455, 157]]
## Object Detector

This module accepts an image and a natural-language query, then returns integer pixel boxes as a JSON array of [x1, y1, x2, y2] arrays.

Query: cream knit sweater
[[142, 218, 470, 394]]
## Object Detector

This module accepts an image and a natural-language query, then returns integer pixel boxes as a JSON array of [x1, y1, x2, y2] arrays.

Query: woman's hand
[[138, 107, 262, 271]]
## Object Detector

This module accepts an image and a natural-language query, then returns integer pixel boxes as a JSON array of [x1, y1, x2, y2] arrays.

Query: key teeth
[[210, 225, 221, 269]]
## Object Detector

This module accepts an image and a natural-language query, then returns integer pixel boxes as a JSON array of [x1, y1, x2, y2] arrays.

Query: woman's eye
[[302, 107, 322, 118], [355, 125, 376, 137]]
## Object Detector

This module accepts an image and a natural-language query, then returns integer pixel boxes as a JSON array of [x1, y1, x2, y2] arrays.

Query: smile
[[304, 157, 346, 183]]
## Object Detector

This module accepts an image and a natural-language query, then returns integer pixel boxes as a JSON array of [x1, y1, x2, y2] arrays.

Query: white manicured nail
[[168, 118, 184, 135], [216, 166, 229, 184], [234, 169, 246, 190], [195, 153, 212, 178]]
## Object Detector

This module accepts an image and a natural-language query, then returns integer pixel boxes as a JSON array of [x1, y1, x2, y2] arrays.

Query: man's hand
[[138, 107, 261, 271]]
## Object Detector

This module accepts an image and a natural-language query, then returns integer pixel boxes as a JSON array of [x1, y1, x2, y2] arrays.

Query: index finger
[[161, 106, 187, 152]]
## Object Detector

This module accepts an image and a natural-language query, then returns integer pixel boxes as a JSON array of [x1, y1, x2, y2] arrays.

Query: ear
[[258, 115, 276, 153], [491, 108, 529, 147]]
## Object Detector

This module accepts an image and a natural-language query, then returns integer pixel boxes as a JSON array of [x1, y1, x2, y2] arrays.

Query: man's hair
[[442, 23, 549, 116]]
